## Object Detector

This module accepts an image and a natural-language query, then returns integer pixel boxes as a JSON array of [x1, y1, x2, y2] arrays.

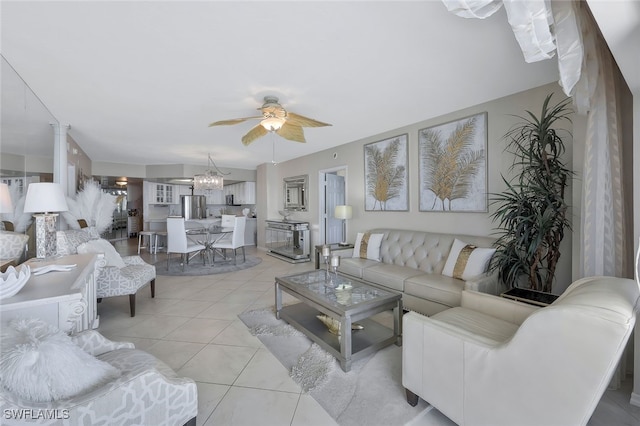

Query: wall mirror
[[1, 55, 57, 233], [283, 174, 308, 211]]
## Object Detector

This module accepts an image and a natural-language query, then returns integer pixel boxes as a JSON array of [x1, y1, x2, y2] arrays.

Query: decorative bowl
[[0, 264, 31, 300], [278, 210, 292, 221]]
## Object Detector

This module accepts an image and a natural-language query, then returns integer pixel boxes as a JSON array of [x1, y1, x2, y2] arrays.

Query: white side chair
[[211, 216, 246, 265], [220, 214, 236, 227], [166, 217, 205, 271]]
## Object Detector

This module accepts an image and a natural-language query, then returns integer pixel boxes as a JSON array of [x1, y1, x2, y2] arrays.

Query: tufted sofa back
[[370, 229, 495, 275]]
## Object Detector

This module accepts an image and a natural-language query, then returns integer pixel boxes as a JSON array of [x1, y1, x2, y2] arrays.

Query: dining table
[[186, 224, 234, 265]]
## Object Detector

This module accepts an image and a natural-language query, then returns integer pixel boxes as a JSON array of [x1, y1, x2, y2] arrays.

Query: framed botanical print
[[418, 112, 487, 212], [364, 134, 408, 211]]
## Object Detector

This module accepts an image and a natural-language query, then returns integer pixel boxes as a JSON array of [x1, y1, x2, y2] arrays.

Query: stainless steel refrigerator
[[181, 195, 206, 220]]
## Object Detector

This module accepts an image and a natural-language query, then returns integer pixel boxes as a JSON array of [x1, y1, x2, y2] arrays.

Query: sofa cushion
[[405, 273, 466, 308], [0, 318, 120, 402], [363, 263, 424, 292], [353, 232, 384, 261], [430, 306, 519, 345], [442, 238, 495, 280], [340, 257, 379, 279], [57, 229, 93, 256]]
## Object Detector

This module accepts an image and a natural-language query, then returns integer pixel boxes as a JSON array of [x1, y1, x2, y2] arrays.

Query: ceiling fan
[[209, 96, 331, 145]]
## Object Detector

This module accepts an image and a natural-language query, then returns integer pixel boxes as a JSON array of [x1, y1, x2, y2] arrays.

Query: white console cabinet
[[0, 254, 104, 333]]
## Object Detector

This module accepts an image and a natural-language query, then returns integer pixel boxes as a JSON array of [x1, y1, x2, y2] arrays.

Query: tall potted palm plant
[[490, 94, 572, 293]]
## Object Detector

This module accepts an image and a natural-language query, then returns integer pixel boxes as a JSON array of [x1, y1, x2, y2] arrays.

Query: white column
[[631, 95, 640, 407], [51, 122, 70, 195]]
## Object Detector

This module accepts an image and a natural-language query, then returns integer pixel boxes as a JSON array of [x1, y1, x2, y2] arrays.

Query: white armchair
[[0, 329, 197, 426], [402, 276, 639, 426]]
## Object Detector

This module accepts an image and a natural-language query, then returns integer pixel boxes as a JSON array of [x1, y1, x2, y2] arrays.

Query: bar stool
[[138, 231, 156, 254], [153, 231, 168, 254]]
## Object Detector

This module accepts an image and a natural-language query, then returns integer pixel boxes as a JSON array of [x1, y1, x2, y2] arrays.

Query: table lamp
[[24, 182, 69, 258], [334, 205, 352, 246], [0, 183, 13, 214]]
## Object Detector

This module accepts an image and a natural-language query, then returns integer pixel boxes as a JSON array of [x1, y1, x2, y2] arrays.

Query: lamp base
[[33, 213, 59, 259]]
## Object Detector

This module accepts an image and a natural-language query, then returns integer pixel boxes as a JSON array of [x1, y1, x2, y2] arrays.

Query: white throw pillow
[[77, 239, 126, 268], [352, 232, 384, 261], [0, 318, 120, 402], [442, 238, 496, 280]]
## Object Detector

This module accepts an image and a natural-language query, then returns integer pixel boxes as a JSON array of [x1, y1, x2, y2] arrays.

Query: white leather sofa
[[339, 229, 501, 315], [402, 276, 639, 426]]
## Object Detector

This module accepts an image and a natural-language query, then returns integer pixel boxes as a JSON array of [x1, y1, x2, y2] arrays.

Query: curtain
[[574, 3, 626, 279]]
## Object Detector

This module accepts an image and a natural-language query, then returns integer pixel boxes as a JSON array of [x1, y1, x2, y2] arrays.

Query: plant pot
[[501, 287, 559, 307]]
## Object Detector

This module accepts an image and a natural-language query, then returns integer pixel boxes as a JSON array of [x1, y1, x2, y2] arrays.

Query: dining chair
[[221, 214, 236, 227], [166, 217, 205, 271], [211, 216, 246, 265]]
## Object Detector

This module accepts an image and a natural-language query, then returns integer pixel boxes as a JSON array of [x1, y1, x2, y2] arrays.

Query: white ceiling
[[1, 1, 573, 171]]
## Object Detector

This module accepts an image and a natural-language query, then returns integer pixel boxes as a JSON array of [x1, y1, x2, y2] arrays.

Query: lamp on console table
[[334, 205, 352, 246], [24, 182, 68, 259]]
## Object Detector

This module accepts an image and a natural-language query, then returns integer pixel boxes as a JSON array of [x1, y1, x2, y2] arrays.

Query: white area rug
[[238, 308, 431, 426]]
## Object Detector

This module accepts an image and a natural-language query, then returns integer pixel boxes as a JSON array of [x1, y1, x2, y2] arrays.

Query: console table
[[0, 253, 104, 333], [265, 220, 310, 263]]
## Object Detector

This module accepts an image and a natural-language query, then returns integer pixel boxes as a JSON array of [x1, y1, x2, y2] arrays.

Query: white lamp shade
[[0, 183, 13, 213], [334, 205, 353, 220], [24, 183, 69, 213]]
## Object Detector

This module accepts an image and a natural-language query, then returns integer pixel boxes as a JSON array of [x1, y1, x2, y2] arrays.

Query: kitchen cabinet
[[225, 181, 256, 205], [144, 182, 177, 204], [205, 189, 224, 205]]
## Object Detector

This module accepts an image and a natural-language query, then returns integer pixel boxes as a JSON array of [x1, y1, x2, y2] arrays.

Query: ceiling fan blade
[[276, 122, 306, 143], [285, 112, 332, 128], [208, 116, 262, 127], [241, 124, 269, 145]]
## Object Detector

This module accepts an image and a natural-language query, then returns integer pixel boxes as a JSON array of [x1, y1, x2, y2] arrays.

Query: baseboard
[[630, 391, 640, 407]]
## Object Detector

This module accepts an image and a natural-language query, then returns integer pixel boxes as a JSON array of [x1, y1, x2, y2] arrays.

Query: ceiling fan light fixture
[[261, 116, 285, 132]]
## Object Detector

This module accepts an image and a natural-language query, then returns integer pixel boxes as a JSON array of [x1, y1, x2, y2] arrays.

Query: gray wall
[[260, 82, 576, 294]]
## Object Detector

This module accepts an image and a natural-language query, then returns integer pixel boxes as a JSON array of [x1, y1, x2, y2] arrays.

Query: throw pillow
[[0, 318, 120, 402], [442, 238, 496, 280], [56, 230, 92, 256], [352, 232, 384, 261], [77, 239, 126, 269]]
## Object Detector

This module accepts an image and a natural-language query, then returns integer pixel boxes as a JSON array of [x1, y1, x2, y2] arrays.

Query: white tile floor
[[98, 239, 640, 426]]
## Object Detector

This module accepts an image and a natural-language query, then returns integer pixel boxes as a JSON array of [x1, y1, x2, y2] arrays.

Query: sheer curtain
[[440, 0, 629, 387], [573, 4, 626, 279]]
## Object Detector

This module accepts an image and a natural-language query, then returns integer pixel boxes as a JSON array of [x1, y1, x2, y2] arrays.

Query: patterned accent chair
[[95, 255, 156, 317], [0, 230, 29, 270], [57, 230, 156, 317], [0, 330, 198, 425]]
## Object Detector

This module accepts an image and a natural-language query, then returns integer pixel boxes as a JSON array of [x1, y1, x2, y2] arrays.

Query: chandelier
[[193, 154, 229, 191]]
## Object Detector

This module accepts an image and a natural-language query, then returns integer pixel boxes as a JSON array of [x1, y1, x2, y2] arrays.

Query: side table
[[0, 253, 103, 333], [314, 243, 355, 269], [501, 287, 559, 307]]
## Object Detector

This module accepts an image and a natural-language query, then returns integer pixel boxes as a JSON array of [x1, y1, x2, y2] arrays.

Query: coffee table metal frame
[[275, 270, 402, 372]]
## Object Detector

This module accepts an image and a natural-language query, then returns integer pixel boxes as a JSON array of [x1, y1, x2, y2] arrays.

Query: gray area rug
[[155, 255, 262, 276], [238, 308, 430, 426]]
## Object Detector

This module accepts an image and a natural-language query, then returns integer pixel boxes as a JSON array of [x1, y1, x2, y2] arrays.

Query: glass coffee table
[[275, 269, 402, 372]]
